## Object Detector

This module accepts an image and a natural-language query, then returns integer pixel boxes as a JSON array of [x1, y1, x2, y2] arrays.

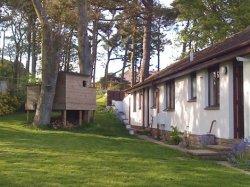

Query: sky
[[0, 0, 180, 81]]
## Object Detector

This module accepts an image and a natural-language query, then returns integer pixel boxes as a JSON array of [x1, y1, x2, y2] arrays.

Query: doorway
[[233, 61, 244, 139]]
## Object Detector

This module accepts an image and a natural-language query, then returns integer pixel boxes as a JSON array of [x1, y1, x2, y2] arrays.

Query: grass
[[0, 96, 249, 186], [234, 154, 250, 171]]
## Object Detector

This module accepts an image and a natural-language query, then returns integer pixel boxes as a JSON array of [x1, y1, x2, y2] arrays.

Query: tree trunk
[[140, 0, 153, 82], [182, 20, 190, 54], [26, 17, 32, 74], [91, 18, 98, 85], [130, 34, 136, 86], [65, 29, 73, 72], [33, 27, 60, 126], [32, 0, 61, 126], [13, 44, 20, 92], [104, 50, 112, 80], [77, 0, 91, 76], [31, 20, 37, 76], [157, 48, 160, 71], [1, 30, 5, 65], [156, 20, 160, 71], [121, 40, 129, 81]]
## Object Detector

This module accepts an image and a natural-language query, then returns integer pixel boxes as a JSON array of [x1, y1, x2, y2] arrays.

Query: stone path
[[137, 134, 227, 160], [137, 134, 250, 174], [217, 161, 250, 175]]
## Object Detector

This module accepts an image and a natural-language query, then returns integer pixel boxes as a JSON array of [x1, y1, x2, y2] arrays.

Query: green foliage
[[96, 91, 107, 111], [234, 152, 250, 171], [0, 59, 14, 78], [173, 0, 250, 51], [15, 74, 41, 105], [0, 94, 20, 115], [97, 77, 130, 91], [169, 125, 182, 145], [0, 59, 39, 105]]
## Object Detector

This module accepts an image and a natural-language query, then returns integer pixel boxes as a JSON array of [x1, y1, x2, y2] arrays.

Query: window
[[82, 81, 87, 87], [190, 73, 197, 100], [165, 80, 175, 110], [152, 87, 159, 109], [208, 66, 220, 107], [139, 91, 142, 110], [133, 92, 136, 112]]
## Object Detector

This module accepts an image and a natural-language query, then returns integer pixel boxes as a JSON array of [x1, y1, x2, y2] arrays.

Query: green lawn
[[0, 100, 249, 186]]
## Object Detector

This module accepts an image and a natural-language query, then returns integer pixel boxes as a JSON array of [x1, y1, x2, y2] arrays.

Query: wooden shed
[[25, 72, 96, 125]]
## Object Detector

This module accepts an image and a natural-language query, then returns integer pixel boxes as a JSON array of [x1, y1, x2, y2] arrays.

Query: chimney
[[189, 49, 194, 62]]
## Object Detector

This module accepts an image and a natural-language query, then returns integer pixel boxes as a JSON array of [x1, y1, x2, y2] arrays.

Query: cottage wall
[[243, 56, 250, 139], [124, 61, 234, 139]]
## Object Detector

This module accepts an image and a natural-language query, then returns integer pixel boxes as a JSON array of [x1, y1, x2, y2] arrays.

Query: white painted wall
[[123, 92, 143, 126], [122, 61, 235, 139], [112, 100, 124, 112], [243, 57, 250, 139]]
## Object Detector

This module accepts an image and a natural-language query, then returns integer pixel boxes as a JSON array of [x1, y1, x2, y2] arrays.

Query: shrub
[[0, 94, 20, 115], [169, 126, 182, 145]]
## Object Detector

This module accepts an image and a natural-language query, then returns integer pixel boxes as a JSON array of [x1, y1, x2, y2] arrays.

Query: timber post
[[26, 110, 29, 123], [79, 110, 82, 125], [63, 110, 67, 126]]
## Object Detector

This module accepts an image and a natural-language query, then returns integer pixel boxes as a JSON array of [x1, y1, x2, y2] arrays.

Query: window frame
[[207, 66, 220, 108], [139, 91, 143, 110], [151, 87, 159, 109], [165, 80, 175, 111], [133, 92, 137, 112], [82, 81, 87, 87], [189, 73, 197, 101]]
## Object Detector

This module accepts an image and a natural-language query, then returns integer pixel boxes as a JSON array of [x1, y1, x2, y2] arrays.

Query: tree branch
[[31, 0, 49, 26]]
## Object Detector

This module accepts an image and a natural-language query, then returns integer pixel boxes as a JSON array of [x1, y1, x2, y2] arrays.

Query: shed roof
[[59, 71, 90, 77], [127, 27, 250, 92]]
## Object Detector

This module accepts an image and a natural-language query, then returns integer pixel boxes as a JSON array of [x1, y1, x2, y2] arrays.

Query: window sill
[[187, 98, 197, 102], [204, 106, 220, 110], [163, 108, 175, 112]]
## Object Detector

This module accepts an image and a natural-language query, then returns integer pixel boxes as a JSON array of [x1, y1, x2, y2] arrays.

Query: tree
[[32, 0, 62, 126], [173, 0, 250, 54], [139, 0, 177, 81], [77, 0, 91, 76], [140, 0, 153, 82], [9, 10, 26, 90], [89, 6, 102, 85]]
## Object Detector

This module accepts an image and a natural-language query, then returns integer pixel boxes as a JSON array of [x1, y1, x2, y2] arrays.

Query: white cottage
[[121, 27, 250, 142]]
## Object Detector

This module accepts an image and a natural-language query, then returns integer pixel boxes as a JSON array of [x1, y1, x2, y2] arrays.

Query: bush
[[169, 126, 182, 145], [0, 94, 20, 115]]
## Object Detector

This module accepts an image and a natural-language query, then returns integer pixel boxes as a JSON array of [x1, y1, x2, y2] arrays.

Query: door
[[146, 88, 150, 127], [142, 89, 145, 127], [233, 61, 244, 139]]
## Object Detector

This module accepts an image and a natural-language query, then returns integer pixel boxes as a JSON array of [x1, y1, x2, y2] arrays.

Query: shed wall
[[65, 74, 96, 110], [53, 73, 66, 110]]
